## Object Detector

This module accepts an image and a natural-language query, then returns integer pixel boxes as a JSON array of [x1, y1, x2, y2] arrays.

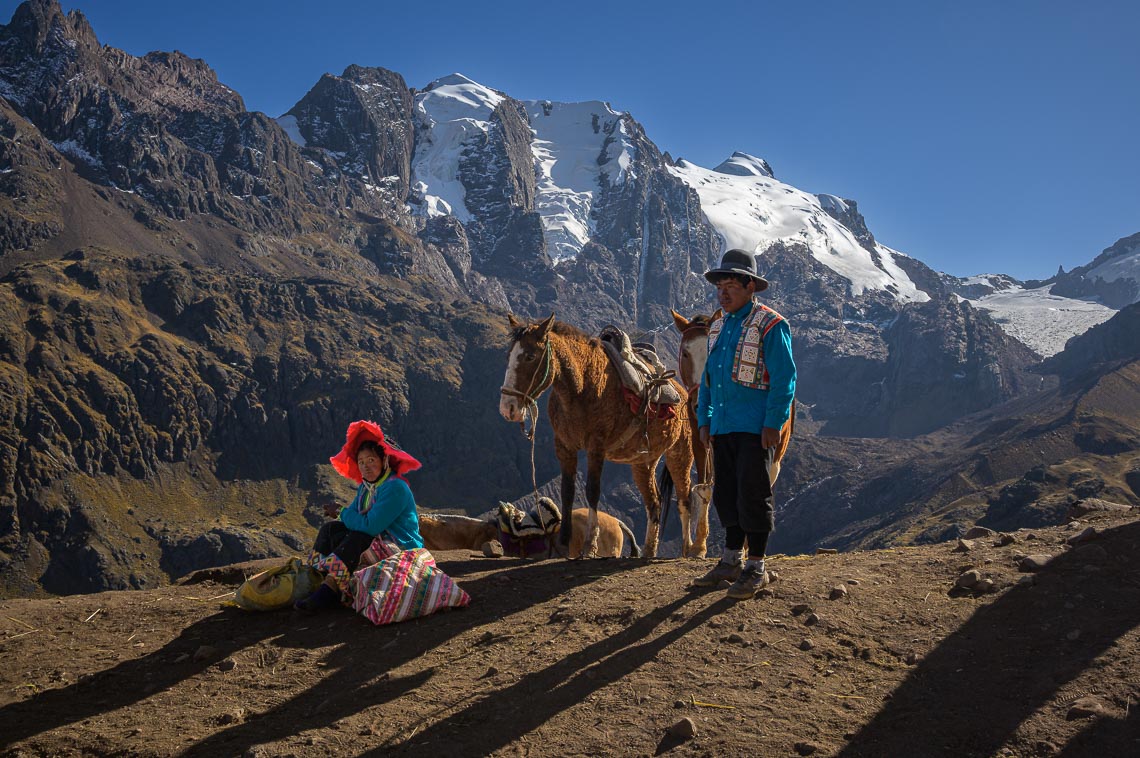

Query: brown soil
[[1, 513, 1138, 758]]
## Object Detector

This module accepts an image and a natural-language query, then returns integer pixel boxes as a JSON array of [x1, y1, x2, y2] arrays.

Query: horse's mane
[[510, 318, 593, 345]]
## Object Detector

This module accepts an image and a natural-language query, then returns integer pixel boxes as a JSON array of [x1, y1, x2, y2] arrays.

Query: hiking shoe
[[726, 565, 770, 600], [691, 560, 743, 588]]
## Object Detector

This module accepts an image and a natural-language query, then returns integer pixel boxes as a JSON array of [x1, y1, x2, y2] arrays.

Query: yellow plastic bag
[[235, 557, 323, 611]]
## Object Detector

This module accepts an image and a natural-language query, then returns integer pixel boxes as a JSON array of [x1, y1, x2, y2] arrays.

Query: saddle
[[598, 326, 683, 415], [496, 498, 562, 557]]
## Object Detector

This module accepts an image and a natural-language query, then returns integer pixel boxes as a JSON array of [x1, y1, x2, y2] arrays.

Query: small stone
[[217, 658, 237, 672], [791, 604, 812, 616], [192, 645, 217, 662], [794, 741, 821, 755], [905, 652, 919, 665], [846, 579, 861, 586], [1066, 629, 1081, 641], [805, 613, 821, 626], [1067, 696, 1108, 720], [481, 540, 504, 558], [955, 570, 982, 589], [757, 588, 775, 599], [799, 638, 815, 651], [667, 717, 697, 740], [737, 622, 749, 632], [1067, 527, 1099, 546], [973, 578, 995, 593], [483, 666, 499, 678], [995, 533, 1017, 547], [767, 570, 780, 583], [1019, 554, 1054, 572], [673, 699, 686, 709], [218, 708, 245, 725], [954, 538, 976, 553], [829, 585, 848, 601], [726, 633, 746, 644], [963, 526, 996, 539], [816, 548, 838, 555]]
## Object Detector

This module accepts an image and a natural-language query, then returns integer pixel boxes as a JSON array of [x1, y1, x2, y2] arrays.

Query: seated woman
[[295, 420, 423, 612]]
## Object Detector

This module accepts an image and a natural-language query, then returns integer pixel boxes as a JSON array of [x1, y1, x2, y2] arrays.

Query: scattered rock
[[794, 741, 821, 755], [816, 548, 839, 555], [757, 588, 775, 599], [673, 699, 686, 709], [1066, 696, 1108, 720], [953, 538, 976, 553], [481, 540, 504, 558], [1067, 527, 1099, 546], [791, 604, 812, 616], [799, 638, 815, 651], [192, 645, 217, 662], [667, 717, 697, 740], [963, 526, 996, 539], [483, 666, 499, 678], [725, 633, 746, 645], [1066, 498, 1133, 520], [905, 652, 919, 665], [767, 570, 780, 583], [829, 585, 848, 601], [995, 533, 1017, 547], [846, 579, 861, 586], [955, 570, 982, 589], [805, 613, 822, 626], [217, 708, 245, 725], [217, 658, 237, 672], [1019, 554, 1054, 572]]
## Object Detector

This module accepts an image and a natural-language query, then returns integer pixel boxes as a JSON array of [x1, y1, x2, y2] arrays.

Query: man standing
[[691, 249, 796, 599]]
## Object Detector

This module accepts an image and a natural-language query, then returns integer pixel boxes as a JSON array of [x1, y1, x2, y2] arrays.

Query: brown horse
[[499, 314, 695, 558], [670, 308, 797, 553]]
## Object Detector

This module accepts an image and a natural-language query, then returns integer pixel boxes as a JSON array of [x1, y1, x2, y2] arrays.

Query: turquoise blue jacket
[[697, 300, 796, 435], [340, 476, 424, 550]]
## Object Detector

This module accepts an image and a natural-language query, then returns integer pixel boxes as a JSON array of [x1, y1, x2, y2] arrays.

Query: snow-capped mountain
[[669, 153, 929, 303]]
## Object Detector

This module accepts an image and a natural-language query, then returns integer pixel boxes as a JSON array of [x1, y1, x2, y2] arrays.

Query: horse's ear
[[507, 313, 523, 329], [670, 309, 688, 332], [537, 313, 555, 338], [712, 308, 724, 322]]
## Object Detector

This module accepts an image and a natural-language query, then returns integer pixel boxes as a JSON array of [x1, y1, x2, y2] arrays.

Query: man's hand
[[761, 426, 780, 449], [699, 426, 710, 447], [322, 502, 341, 519]]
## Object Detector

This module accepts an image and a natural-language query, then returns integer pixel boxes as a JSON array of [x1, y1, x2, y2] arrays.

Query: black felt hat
[[703, 249, 769, 291]]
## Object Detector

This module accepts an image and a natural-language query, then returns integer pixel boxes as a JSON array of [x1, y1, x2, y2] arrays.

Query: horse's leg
[[556, 441, 578, 550], [631, 462, 661, 559], [667, 435, 695, 559], [583, 449, 605, 558]]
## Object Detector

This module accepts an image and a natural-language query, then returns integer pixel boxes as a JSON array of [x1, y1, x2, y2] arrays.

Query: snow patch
[[525, 99, 635, 263], [52, 139, 102, 168], [1085, 243, 1140, 290], [970, 285, 1117, 357], [276, 114, 306, 147]]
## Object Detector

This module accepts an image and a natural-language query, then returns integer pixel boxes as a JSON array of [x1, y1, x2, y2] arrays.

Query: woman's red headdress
[[330, 420, 422, 484]]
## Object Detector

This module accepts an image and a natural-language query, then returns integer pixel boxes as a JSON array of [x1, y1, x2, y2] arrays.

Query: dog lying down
[[419, 497, 641, 559]]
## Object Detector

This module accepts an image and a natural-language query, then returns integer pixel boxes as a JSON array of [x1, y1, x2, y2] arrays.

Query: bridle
[[500, 334, 554, 504], [500, 336, 554, 441]]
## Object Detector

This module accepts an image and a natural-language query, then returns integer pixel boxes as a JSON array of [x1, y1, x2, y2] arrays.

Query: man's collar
[[726, 300, 755, 320]]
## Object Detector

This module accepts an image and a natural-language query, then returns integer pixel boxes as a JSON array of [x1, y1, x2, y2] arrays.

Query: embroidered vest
[[707, 301, 785, 391]]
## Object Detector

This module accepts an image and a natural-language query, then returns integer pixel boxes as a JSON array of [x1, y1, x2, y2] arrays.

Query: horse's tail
[[617, 518, 642, 558], [657, 463, 674, 539]]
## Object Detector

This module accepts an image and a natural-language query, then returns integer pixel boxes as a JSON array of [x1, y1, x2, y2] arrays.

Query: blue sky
[[7, 0, 1138, 279]]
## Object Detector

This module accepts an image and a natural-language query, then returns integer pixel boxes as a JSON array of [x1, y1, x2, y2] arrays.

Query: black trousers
[[712, 432, 776, 553], [312, 521, 374, 571]]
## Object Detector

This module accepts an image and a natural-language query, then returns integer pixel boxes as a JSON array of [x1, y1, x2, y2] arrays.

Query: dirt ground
[[1, 513, 1138, 758]]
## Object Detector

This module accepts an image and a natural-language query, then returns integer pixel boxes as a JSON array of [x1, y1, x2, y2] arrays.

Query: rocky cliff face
[[1048, 232, 1140, 308]]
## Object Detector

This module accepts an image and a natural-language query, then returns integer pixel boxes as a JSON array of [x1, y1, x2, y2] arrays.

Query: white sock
[[722, 548, 743, 566], [745, 557, 765, 573]]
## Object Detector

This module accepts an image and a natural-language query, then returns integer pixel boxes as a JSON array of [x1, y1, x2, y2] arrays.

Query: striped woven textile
[[350, 547, 471, 626]]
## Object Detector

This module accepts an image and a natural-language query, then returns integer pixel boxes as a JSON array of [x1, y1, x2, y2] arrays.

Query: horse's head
[[499, 313, 556, 423], [671, 309, 720, 393]]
